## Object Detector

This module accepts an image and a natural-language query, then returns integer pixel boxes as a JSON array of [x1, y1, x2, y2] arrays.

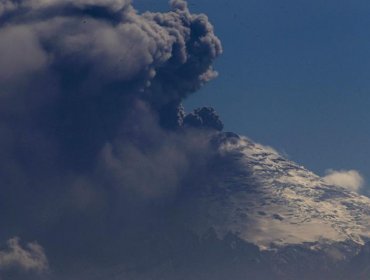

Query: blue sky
[[137, 0, 370, 185]]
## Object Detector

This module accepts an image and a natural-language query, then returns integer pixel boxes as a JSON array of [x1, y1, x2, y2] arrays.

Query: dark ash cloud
[[0, 0, 221, 105], [184, 107, 224, 131], [0, 0, 223, 279]]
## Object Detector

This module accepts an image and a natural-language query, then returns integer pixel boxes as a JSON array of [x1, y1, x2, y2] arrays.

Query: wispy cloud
[[323, 169, 364, 193], [0, 237, 48, 273]]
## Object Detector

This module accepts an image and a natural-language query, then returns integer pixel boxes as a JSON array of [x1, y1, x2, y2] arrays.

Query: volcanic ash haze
[[1, 0, 370, 279]]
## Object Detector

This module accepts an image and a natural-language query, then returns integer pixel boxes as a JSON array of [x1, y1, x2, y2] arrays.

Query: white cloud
[[323, 169, 364, 193], [0, 237, 48, 272]]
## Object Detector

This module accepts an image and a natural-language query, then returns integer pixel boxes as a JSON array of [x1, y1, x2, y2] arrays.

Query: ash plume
[[0, 0, 222, 279]]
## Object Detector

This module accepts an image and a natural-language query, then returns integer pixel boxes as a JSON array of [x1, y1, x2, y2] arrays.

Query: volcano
[[121, 132, 370, 280]]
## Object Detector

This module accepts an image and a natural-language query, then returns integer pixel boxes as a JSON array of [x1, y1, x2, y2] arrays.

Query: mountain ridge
[[182, 132, 370, 250]]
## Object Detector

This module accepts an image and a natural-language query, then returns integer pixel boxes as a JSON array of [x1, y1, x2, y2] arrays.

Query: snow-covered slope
[[71, 132, 370, 280], [185, 133, 370, 250]]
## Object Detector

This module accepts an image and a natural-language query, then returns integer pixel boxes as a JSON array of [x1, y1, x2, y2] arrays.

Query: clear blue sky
[[136, 0, 370, 185]]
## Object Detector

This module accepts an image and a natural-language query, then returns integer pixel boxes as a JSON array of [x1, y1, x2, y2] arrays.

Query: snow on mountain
[[48, 132, 370, 280], [184, 132, 370, 250]]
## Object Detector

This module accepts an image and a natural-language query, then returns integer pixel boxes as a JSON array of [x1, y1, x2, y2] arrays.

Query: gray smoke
[[0, 0, 221, 106], [184, 107, 224, 131], [0, 0, 223, 279]]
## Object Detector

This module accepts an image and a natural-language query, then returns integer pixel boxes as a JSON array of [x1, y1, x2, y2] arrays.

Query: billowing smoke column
[[0, 0, 222, 279], [0, 0, 221, 121]]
